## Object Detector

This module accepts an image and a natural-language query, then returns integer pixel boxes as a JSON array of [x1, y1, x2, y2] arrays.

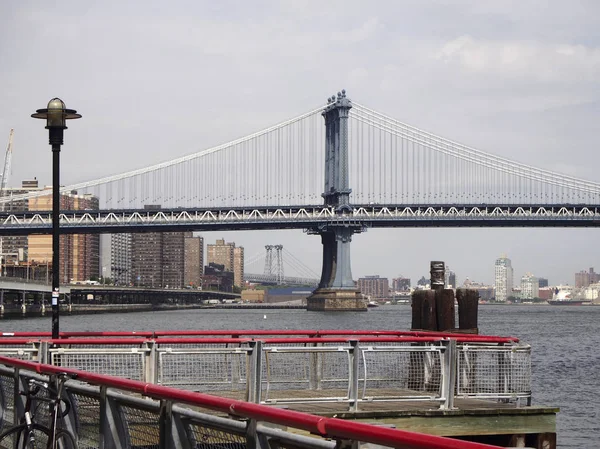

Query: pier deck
[[0, 330, 557, 448], [203, 387, 557, 445]]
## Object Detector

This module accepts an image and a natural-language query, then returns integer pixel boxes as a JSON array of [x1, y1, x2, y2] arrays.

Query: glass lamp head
[[31, 98, 82, 129]]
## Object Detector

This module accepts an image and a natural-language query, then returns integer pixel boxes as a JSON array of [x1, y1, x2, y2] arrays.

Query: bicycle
[[0, 373, 77, 449]]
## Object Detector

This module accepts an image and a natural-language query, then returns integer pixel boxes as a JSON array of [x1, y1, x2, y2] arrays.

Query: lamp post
[[32, 98, 81, 339]]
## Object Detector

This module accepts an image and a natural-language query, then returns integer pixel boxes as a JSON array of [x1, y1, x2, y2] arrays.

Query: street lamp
[[31, 98, 82, 339]]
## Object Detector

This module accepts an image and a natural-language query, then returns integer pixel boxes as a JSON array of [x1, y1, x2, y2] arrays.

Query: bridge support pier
[[307, 90, 366, 311], [307, 226, 366, 311]]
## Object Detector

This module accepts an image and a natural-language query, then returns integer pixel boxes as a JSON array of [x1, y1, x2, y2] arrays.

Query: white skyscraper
[[494, 255, 513, 302], [520, 273, 539, 300]]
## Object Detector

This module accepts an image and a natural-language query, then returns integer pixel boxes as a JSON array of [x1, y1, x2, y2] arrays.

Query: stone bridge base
[[306, 289, 367, 311]]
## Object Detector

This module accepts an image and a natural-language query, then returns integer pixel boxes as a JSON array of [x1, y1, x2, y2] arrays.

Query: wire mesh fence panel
[[316, 350, 351, 390], [52, 352, 146, 380], [0, 347, 38, 361], [362, 348, 443, 399], [0, 374, 14, 432], [457, 344, 531, 400], [158, 351, 248, 396], [70, 393, 100, 449], [507, 347, 532, 394], [121, 405, 161, 449], [187, 422, 246, 449], [262, 348, 352, 403], [263, 350, 311, 391]]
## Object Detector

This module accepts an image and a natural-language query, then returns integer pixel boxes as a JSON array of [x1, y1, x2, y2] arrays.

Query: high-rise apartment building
[[110, 233, 132, 286], [233, 246, 244, 288], [163, 232, 187, 288], [130, 219, 203, 289], [494, 255, 513, 302], [183, 235, 203, 287], [444, 266, 456, 289], [207, 238, 244, 287], [520, 273, 539, 300], [357, 275, 390, 300], [131, 225, 163, 288], [24, 185, 100, 283], [0, 179, 40, 267]]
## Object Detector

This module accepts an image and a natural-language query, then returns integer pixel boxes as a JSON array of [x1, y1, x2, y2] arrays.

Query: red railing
[[0, 329, 519, 343], [0, 355, 505, 449]]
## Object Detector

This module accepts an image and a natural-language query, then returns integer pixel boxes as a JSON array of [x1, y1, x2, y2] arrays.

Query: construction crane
[[0, 129, 14, 276], [0, 129, 13, 201]]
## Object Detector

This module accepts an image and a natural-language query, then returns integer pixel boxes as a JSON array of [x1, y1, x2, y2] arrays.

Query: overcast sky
[[1, 1, 599, 286]]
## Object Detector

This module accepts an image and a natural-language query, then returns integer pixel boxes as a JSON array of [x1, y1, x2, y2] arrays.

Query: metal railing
[[0, 357, 510, 449], [0, 332, 531, 410]]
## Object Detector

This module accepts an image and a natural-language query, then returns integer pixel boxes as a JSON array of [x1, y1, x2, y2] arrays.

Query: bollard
[[420, 290, 437, 331], [456, 288, 479, 333], [436, 289, 455, 332]]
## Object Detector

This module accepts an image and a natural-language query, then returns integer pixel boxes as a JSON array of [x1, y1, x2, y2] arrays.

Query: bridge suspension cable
[[1, 105, 327, 208], [4, 98, 599, 210], [349, 103, 600, 205]]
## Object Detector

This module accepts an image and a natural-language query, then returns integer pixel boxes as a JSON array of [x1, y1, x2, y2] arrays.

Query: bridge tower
[[307, 90, 366, 311], [263, 245, 284, 285]]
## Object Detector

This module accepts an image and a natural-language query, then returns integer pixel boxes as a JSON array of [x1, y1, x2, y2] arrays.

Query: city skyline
[[1, 2, 599, 290]]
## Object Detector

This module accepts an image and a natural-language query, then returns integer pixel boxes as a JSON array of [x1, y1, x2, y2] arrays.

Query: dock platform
[[0, 330, 557, 448]]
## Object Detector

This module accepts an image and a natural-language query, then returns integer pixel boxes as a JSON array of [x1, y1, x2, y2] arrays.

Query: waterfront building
[[538, 287, 553, 301], [184, 235, 204, 288], [462, 278, 495, 301], [131, 227, 202, 289], [110, 233, 132, 286], [357, 275, 390, 300], [233, 246, 244, 289], [520, 273, 539, 300], [391, 276, 411, 292], [538, 277, 549, 288], [494, 255, 513, 302], [0, 179, 40, 269], [583, 283, 600, 303], [445, 266, 456, 289], [207, 238, 244, 287], [25, 184, 100, 283], [575, 267, 599, 288], [202, 262, 234, 292], [132, 231, 163, 287], [100, 235, 111, 280], [162, 232, 188, 288]]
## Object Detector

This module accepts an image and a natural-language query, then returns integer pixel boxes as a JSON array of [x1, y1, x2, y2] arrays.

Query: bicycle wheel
[[0, 423, 77, 449]]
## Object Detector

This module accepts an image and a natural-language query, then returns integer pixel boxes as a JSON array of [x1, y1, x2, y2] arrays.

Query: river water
[[2, 304, 598, 448]]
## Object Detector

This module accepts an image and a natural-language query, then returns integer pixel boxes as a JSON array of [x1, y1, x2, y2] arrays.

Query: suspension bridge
[[1, 90, 599, 309], [244, 245, 319, 286]]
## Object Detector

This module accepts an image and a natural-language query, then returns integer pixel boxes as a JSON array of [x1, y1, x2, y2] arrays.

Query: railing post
[[38, 340, 50, 364], [247, 340, 263, 403], [145, 340, 158, 384], [160, 399, 191, 449], [13, 368, 25, 425], [99, 386, 128, 449], [348, 340, 360, 412], [440, 339, 457, 410], [245, 418, 259, 449], [309, 338, 322, 391]]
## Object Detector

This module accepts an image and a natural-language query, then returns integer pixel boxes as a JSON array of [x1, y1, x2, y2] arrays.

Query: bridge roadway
[[0, 277, 239, 302], [1, 203, 600, 235]]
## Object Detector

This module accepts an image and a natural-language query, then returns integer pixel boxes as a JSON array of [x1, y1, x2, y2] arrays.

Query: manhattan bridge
[[1, 90, 599, 306]]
